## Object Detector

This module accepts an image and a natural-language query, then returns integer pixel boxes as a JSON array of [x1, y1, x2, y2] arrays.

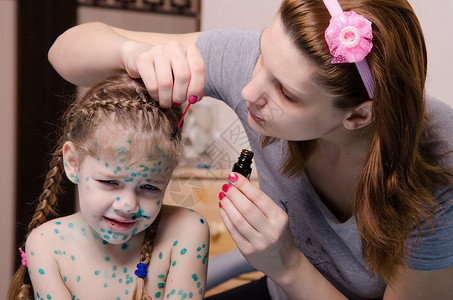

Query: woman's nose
[[241, 72, 269, 106], [112, 192, 139, 214]]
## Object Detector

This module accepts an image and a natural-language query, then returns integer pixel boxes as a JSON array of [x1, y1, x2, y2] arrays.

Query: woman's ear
[[63, 141, 80, 184], [343, 100, 373, 130]]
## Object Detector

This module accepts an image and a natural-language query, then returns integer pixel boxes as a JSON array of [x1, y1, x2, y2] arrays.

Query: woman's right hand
[[120, 39, 206, 109]]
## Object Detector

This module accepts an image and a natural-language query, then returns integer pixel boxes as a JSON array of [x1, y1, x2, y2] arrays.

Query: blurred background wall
[[1, 0, 452, 297]]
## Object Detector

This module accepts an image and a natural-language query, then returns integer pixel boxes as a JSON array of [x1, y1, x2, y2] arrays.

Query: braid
[[8, 147, 65, 300], [28, 147, 65, 232], [131, 212, 162, 300]]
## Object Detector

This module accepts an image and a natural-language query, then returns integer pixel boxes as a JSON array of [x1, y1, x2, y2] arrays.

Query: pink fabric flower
[[325, 11, 373, 64]]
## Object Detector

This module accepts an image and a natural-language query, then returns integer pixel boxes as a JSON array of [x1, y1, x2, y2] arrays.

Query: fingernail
[[163, 107, 171, 111], [228, 172, 238, 183], [173, 102, 183, 107], [219, 202, 222, 208], [188, 95, 198, 104], [222, 184, 231, 193], [219, 192, 225, 200]]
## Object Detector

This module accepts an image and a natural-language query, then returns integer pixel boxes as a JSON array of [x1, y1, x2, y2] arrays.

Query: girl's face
[[242, 15, 349, 141], [74, 149, 173, 244]]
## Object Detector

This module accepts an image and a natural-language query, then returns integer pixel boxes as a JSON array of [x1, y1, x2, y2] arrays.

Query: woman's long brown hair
[[269, 0, 452, 283], [8, 73, 183, 299]]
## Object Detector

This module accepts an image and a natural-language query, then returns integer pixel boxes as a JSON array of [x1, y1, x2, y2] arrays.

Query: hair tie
[[323, 0, 374, 99], [19, 247, 27, 267], [134, 262, 148, 278]]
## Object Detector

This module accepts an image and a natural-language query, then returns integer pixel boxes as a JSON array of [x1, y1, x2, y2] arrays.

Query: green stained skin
[[155, 292, 162, 298], [173, 240, 179, 246], [68, 222, 74, 228], [77, 275, 81, 282], [121, 243, 129, 250], [105, 256, 110, 262], [94, 270, 100, 276], [172, 261, 177, 267], [159, 252, 163, 259], [39, 268, 45, 275], [123, 267, 128, 274], [46, 294, 52, 299], [116, 196, 121, 201], [133, 208, 151, 220], [71, 255, 76, 261], [191, 274, 198, 281], [125, 289, 129, 295], [86, 176, 90, 182], [71, 174, 80, 183], [181, 248, 187, 255], [113, 265, 117, 271], [55, 221, 61, 225]]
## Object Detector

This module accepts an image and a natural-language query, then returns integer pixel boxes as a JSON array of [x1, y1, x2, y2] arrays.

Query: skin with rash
[[25, 137, 209, 300]]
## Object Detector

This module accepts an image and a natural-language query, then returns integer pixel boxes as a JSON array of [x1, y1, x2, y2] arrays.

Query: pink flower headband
[[323, 0, 374, 99]]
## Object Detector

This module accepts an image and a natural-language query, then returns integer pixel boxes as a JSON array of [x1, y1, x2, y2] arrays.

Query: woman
[[48, 0, 453, 299]]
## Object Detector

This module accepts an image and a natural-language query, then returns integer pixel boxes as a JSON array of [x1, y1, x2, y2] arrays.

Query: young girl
[[8, 73, 210, 300], [48, 0, 453, 299]]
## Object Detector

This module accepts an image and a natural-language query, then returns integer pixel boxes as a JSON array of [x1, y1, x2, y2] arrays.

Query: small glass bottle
[[232, 149, 254, 179]]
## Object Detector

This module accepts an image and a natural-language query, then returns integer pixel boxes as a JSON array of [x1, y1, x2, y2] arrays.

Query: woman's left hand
[[218, 172, 302, 281]]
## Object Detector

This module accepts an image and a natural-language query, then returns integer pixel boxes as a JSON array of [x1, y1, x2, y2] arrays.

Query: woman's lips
[[104, 217, 136, 231], [248, 110, 265, 123]]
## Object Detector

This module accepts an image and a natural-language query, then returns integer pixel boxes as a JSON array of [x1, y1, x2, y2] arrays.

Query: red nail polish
[[173, 102, 183, 107], [219, 202, 222, 208], [219, 192, 225, 200], [188, 95, 198, 104], [228, 172, 238, 183], [222, 183, 231, 193]]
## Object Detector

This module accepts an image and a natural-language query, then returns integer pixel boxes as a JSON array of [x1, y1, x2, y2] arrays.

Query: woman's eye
[[277, 85, 294, 102]]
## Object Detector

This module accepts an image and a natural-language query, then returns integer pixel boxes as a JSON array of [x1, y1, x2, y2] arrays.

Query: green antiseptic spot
[[38, 268, 45, 275], [55, 221, 61, 225], [158, 282, 165, 289], [64, 276, 67, 282], [105, 163, 109, 168], [116, 196, 121, 201], [200, 218, 205, 224], [180, 248, 187, 255], [94, 270, 100, 276], [173, 240, 178, 246], [86, 176, 90, 182], [104, 283, 108, 288], [155, 292, 161, 298], [189, 292, 193, 298], [77, 275, 81, 282], [158, 274, 165, 279], [68, 223, 74, 228], [71, 255, 75, 261], [199, 288, 203, 295], [46, 294, 52, 299], [125, 289, 129, 295], [125, 178, 134, 182], [159, 252, 163, 259], [71, 174, 80, 183], [121, 243, 129, 250], [105, 256, 110, 262], [123, 267, 128, 273], [191, 274, 198, 281], [156, 200, 161, 206], [113, 265, 117, 271], [54, 229, 59, 234], [172, 261, 177, 267]]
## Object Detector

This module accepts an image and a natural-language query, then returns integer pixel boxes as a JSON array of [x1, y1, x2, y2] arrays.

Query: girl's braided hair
[[8, 72, 183, 299]]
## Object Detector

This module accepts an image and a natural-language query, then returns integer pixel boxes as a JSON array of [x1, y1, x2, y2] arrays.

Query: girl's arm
[[161, 206, 210, 299], [48, 22, 204, 108], [26, 227, 73, 300]]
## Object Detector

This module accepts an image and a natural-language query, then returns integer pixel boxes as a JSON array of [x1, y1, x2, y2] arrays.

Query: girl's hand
[[218, 172, 303, 281], [120, 39, 206, 109]]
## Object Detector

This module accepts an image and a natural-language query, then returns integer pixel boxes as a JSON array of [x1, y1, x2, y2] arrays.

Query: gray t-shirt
[[197, 28, 453, 300]]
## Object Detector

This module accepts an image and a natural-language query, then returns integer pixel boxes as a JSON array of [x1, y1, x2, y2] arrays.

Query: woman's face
[[242, 16, 349, 141]]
